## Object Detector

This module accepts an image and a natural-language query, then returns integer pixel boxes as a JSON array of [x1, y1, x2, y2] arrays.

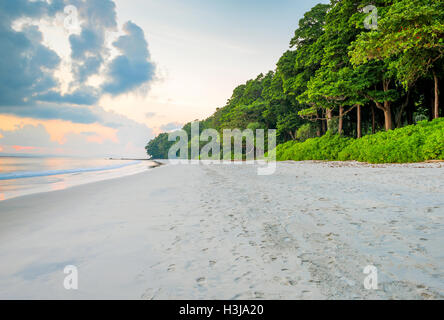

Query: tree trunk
[[371, 105, 376, 134], [373, 100, 392, 131], [368, 79, 393, 131], [383, 79, 393, 131], [384, 106, 392, 131], [321, 110, 326, 134], [357, 105, 362, 138], [395, 90, 410, 128], [434, 70, 439, 119], [338, 106, 344, 135], [326, 108, 333, 131], [316, 110, 322, 136], [407, 102, 414, 125]]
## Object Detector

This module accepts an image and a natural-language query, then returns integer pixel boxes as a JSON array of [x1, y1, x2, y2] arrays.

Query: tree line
[[146, 0, 442, 159]]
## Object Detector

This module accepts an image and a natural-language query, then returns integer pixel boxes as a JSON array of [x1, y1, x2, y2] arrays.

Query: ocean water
[[0, 157, 150, 201]]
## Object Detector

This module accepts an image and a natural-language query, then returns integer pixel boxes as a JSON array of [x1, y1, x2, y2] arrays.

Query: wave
[[0, 161, 141, 181]]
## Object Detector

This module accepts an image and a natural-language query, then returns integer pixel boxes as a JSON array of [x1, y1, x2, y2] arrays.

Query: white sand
[[0, 161, 443, 299]]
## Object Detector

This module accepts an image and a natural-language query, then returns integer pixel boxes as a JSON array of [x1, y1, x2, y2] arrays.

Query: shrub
[[296, 123, 318, 142], [272, 118, 444, 163], [275, 131, 352, 161]]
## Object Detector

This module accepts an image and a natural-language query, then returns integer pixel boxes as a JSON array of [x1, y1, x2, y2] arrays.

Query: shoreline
[[2, 159, 442, 204], [0, 160, 164, 203]]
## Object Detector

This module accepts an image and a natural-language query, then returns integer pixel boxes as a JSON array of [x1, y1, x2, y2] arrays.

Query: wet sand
[[0, 161, 443, 299]]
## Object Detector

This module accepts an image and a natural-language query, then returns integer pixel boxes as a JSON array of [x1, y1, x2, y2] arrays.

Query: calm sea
[[0, 156, 150, 201]]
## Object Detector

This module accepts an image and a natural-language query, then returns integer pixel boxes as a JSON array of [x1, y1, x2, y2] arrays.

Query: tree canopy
[[146, 0, 442, 159]]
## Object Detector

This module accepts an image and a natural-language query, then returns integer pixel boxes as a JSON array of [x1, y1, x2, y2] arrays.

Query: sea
[[0, 156, 151, 201]]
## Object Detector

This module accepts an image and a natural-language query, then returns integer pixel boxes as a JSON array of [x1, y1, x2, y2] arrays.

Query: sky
[[0, 0, 328, 158]]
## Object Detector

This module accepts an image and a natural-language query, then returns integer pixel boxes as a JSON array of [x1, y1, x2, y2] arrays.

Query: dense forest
[[146, 0, 443, 163]]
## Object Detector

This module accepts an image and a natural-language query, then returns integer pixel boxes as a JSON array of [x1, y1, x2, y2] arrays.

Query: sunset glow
[[0, 0, 322, 157]]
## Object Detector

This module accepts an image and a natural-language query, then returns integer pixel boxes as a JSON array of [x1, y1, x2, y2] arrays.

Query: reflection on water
[[0, 157, 150, 201], [0, 157, 101, 174]]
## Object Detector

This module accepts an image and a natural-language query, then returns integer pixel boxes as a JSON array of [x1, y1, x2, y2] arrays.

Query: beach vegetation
[[146, 0, 443, 163]]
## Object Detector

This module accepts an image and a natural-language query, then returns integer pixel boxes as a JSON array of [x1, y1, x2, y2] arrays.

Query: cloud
[[68, 0, 117, 83], [0, 109, 154, 157], [0, 0, 156, 120], [93, 107, 154, 147], [0, 0, 63, 21], [35, 87, 100, 105], [0, 13, 61, 106], [0, 123, 54, 148], [65, 1, 156, 99], [0, 105, 99, 124], [159, 122, 183, 132], [12, 145, 38, 152], [0, 1, 157, 157], [102, 21, 156, 95], [145, 112, 156, 118]]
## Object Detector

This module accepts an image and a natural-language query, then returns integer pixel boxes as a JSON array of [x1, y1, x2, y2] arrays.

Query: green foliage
[[146, 1, 443, 162], [276, 113, 304, 141], [275, 131, 352, 161], [296, 123, 318, 142], [145, 133, 175, 159], [350, 0, 444, 88], [338, 118, 444, 163], [273, 119, 443, 163]]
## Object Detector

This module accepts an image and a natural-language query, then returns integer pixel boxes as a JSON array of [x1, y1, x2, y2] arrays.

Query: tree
[[350, 0, 444, 118], [145, 133, 175, 159], [284, 3, 331, 131], [145, 0, 443, 158], [298, 0, 372, 134]]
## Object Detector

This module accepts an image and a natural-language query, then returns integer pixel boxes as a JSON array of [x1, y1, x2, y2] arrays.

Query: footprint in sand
[[141, 288, 160, 300], [172, 236, 181, 245], [196, 277, 206, 286], [167, 264, 175, 272]]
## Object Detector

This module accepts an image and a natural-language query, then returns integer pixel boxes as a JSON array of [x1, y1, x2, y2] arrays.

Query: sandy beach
[[0, 161, 443, 299]]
